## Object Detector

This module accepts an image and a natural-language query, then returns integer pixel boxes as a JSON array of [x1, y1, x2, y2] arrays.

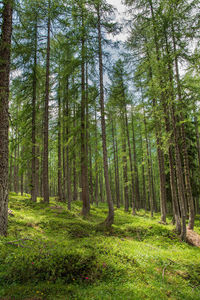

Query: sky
[[107, 0, 128, 42]]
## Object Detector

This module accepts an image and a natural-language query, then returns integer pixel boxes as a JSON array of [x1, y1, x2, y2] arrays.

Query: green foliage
[[0, 194, 200, 299]]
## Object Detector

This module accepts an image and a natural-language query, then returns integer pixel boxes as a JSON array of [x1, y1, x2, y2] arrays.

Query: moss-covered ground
[[0, 193, 199, 299]]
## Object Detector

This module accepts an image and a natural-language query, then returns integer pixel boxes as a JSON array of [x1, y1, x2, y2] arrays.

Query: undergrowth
[[0, 194, 199, 299]]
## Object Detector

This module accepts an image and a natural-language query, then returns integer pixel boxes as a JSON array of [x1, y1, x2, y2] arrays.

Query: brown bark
[[163, 30, 181, 233], [89, 143, 94, 204], [97, 5, 114, 226], [14, 146, 18, 193], [31, 19, 38, 202], [73, 104, 78, 202], [66, 78, 72, 210], [139, 124, 146, 210], [0, 0, 13, 236], [62, 99, 66, 202], [43, 8, 50, 203], [95, 106, 99, 206], [143, 109, 154, 217], [80, 12, 90, 216], [172, 22, 195, 230], [131, 114, 141, 211], [111, 120, 120, 208], [124, 108, 135, 214], [194, 115, 200, 170], [9, 149, 13, 192], [148, 0, 168, 222], [57, 79, 62, 202], [122, 119, 129, 212]]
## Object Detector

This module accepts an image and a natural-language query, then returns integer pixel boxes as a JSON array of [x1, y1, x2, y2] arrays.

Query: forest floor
[[0, 194, 200, 300]]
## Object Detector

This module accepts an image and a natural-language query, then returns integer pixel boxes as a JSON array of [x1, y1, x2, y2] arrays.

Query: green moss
[[0, 194, 199, 299]]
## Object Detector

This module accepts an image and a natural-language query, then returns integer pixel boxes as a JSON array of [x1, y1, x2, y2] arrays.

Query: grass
[[0, 194, 199, 299]]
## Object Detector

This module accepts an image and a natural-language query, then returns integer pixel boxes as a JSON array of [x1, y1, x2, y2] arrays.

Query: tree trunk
[[124, 108, 135, 214], [0, 0, 13, 236], [31, 19, 38, 202], [194, 115, 200, 170], [111, 120, 120, 208], [66, 78, 72, 210], [43, 8, 50, 203], [97, 5, 114, 226], [95, 106, 99, 206], [122, 119, 129, 212], [139, 123, 146, 210], [62, 99, 66, 202], [163, 30, 181, 233], [143, 107, 154, 217], [73, 104, 78, 201], [172, 22, 195, 230], [131, 114, 141, 211], [80, 11, 90, 216], [57, 78, 62, 202]]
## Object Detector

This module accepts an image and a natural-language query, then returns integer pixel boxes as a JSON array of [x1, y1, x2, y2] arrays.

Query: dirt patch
[[187, 228, 200, 247], [50, 206, 63, 213]]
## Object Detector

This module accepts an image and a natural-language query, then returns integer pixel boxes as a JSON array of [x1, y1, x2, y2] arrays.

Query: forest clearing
[[0, 0, 200, 298]]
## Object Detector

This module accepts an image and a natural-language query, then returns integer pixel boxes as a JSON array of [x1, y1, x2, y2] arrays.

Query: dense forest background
[[1, 0, 200, 240], [1, 1, 200, 299]]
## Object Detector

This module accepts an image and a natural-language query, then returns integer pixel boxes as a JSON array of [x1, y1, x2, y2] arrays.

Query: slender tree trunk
[[21, 146, 24, 196], [43, 8, 50, 203], [162, 30, 181, 233], [143, 107, 154, 217], [73, 104, 77, 202], [14, 146, 18, 193], [89, 143, 94, 204], [124, 108, 135, 214], [9, 150, 13, 192], [31, 19, 38, 202], [122, 119, 129, 212], [85, 60, 91, 205], [0, 0, 13, 236], [95, 106, 99, 206], [139, 123, 146, 210], [57, 78, 62, 202], [149, 138, 157, 213], [148, 0, 168, 222], [66, 78, 72, 210], [97, 5, 114, 226], [131, 114, 141, 210], [172, 23, 195, 230], [111, 120, 120, 208], [62, 100, 66, 202], [81, 12, 90, 216], [194, 115, 200, 170], [115, 135, 121, 208]]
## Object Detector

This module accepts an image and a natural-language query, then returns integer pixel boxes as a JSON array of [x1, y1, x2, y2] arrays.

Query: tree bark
[[73, 104, 78, 201], [66, 78, 72, 210], [139, 123, 146, 210], [143, 105, 154, 217], [97, 5, 114, 226], [43, 7, 50, 203], [172, 21, 195, 230], [122, 119, 129, 212], [0, 0, 13, 236], [111, 120, 120, 208], [131, 114, 141, 211], [31, 19, 38, 202], [57, 77, 62, 202], [80, 11, 90, 216]]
